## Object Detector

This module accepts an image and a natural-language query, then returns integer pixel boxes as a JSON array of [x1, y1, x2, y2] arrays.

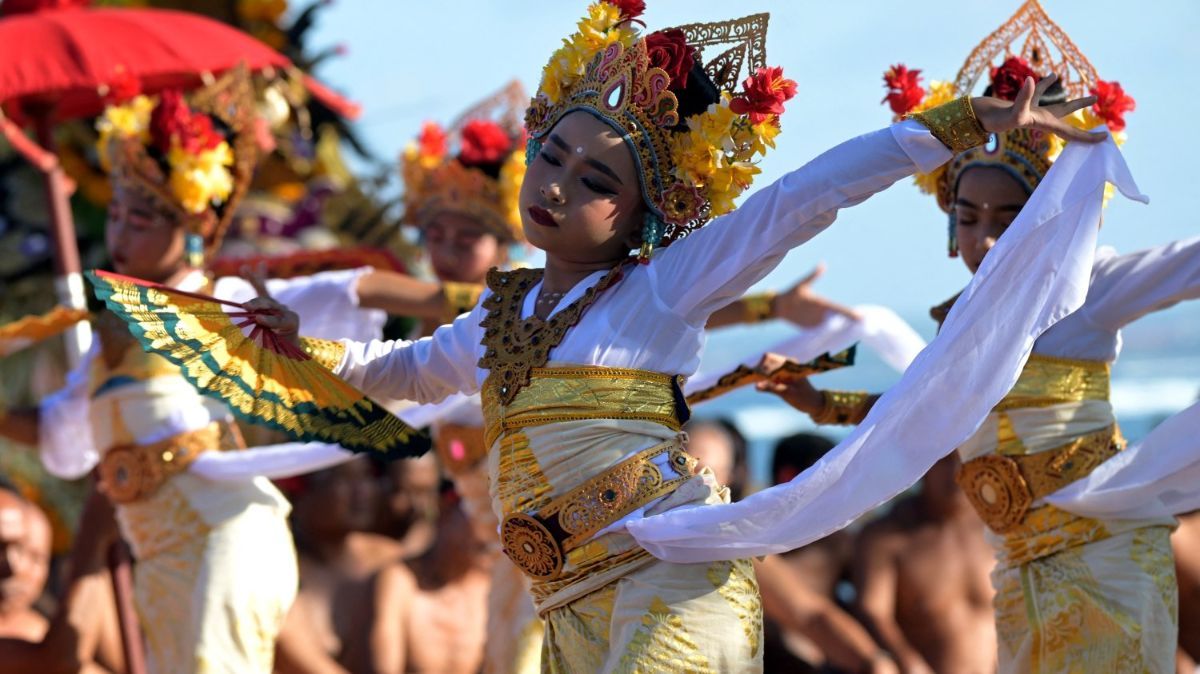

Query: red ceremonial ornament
[[149, 90, 222, 155], [1090, 79, 1135, 132], [644, 29, 696, 91], [989, 56, 1039, 101], [730, 66, 798, 124], [881, 64, 925, 116], [458, 119, 512, 167], [612, 0, 646, 21], [417, 121, 448, 159]]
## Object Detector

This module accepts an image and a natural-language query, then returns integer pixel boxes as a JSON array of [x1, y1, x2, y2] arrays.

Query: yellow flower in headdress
[[910, 80, 956, 115], [498, 149, 527, 238], [577, 2, 630, 50], [167, 142, 235, 214], [750, 119, 781, 154], [95, 94, 155, 168], [913, 165, 946, 196]]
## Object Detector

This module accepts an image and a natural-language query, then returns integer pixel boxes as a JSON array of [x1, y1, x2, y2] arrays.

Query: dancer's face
[[520, 111, 646, 264], [424, 212, 506, 284], [105, 185, 187, 281], [953, 167, 1030, 274]]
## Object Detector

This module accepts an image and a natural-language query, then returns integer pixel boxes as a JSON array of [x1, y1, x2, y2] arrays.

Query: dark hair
[[671, 60, 721, 131], [983, 77, 1067, 107], [771, 432, 836, 485]]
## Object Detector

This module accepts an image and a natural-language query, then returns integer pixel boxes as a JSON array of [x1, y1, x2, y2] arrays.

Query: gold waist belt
[[956, 425, 1123, 534], [994, 353, 1110, 411], [98, 421, 243, 504], [482, 366, 686, 448], [499, 438, 696, 581]]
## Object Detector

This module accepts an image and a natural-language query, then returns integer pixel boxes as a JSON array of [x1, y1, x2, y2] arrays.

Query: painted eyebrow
[[956, 197, 1024, 213], [548, 133, 623, 185]]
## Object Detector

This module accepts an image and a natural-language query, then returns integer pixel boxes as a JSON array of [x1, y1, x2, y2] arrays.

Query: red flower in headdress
[[989, 57, 1039, 101], [101, 64, 141, 106], [417, 122, 448, 159], [149, 90, 222, 154], [612, 0, 645, 21], [881, 64, 925, 116], [644, 29, 696, 90], [1090, 80, 1135, 132], [459, 119, 513, 166], [730, 66, 798, 124]]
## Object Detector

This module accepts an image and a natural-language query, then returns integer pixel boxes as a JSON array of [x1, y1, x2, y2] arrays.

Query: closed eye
[[581, 177, 616, 196], [539, 151, 562, 167]]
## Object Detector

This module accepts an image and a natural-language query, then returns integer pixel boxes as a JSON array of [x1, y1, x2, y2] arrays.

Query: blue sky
[[308, 1, 1200, 316]]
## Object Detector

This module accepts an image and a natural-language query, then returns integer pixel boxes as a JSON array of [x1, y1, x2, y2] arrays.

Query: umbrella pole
[[34, 114, 92, 366], [107, 540, 148, 674]]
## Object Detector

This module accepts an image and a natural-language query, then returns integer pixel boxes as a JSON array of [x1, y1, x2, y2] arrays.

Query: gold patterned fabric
[[98, 422, 238, 504], [125, 482, 297, 674], [482, 363, 760, 671], [482, 366, 685, 448], [542, 558, 761, 673], [955, 354, 1179, 673], [88, 336, 298, 673], [908, 96, 989, 154]]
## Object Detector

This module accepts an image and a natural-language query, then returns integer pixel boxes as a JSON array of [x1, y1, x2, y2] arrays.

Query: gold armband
[[741, 291, 777, 324], [908, 96, 989, 154], [811, 390, 875, 426], [441, 281, 484, 324], [300, 337, 346, 371]]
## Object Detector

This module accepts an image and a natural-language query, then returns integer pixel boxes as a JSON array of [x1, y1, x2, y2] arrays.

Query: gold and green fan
[[87, 270, 429, 459], [0, 306, 91, 357]]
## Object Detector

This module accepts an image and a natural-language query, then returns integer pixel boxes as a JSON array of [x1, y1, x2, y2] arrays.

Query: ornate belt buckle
[[500, 512, 564, 581], [98, 446, 147, 504], [955, 454, 1032, 534]]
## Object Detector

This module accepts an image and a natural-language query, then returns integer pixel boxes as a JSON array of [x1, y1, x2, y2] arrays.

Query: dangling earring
[[525, 137, 543, 166], [947, 211, 959, 258], [638, 213, 664, 264], [185, 232, 205, 267]]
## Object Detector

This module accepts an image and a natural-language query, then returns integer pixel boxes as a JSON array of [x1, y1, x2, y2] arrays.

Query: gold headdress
[[881, 0, 1134, 244], [400, 81, 528, 243], [526, 1, 796, 257], [96, 65, 260, 266]]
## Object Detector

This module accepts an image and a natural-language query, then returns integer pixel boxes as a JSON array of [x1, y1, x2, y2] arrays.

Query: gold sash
[[99, 421, 244, 504], [482, 366, 686, 448], [956, 354, 1117, 533]]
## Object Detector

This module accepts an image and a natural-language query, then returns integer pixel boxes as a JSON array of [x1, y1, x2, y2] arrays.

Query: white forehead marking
[[574, 146, 585, 155]]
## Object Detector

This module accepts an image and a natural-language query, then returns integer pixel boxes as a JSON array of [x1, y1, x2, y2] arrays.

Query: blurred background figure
[[366, 483, 493, 674], [854, 454, 996, 674], [275, 457, 408, 673], [0, 482, 51, 642]]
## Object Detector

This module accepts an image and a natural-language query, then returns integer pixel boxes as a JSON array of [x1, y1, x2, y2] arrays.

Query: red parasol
[[0, 6, 358, 122], [0, 4, 360, 363]]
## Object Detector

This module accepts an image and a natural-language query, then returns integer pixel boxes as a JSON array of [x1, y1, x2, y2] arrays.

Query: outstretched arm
[[1079, 235, 1200, 331], [706, 264, 861, 329], [242, 273, 485, 405], [653, 77, 1102, 326], [355, 270, 483, 325]]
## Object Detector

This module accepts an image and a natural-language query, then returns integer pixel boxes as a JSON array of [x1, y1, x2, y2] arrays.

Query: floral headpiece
[[401, 81, 528, 243], [526, 1, 796, 256], [882, 0, 1134, 243], [96, 65, 259, 266]]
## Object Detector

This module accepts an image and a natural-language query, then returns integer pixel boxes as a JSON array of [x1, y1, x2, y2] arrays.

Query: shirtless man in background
[[1173, 510, 1200, 671], [855, 453, 997, 674], [366, 492, 492, 674], [275, 457, 412, 674]]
